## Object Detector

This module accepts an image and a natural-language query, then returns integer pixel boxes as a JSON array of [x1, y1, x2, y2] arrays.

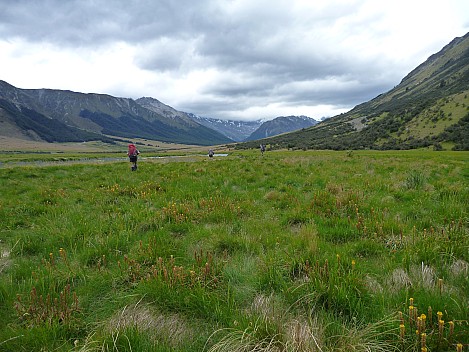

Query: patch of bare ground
[[0, 247, 11, 275], [348, 117, 367, 131]]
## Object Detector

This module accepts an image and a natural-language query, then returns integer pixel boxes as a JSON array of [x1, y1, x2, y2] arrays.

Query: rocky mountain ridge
[[0, 82, 232, 145], [187, 114, 263, 142], [245, 115, 317, 141]]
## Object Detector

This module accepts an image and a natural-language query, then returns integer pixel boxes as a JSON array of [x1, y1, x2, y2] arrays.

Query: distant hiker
[[127, 143, 140, 171], [260, 144, 266, 155], [208, 149, 214, 158]]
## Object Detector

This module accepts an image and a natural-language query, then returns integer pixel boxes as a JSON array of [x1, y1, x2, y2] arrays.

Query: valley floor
[[0, 149, 467, 351]]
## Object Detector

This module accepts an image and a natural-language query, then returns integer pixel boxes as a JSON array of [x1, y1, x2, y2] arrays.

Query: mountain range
[[0, 82, 232, 146], [187, 114, 317, 142], [244, 115, 317, 141], [0, 81, 318, 146], [239, 32, 469, 151], [187, 114, 262, 142]]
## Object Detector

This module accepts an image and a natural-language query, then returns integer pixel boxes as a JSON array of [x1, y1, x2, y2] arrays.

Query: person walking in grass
[[127, 143, 140, 171], [260, 144, 266, 155]]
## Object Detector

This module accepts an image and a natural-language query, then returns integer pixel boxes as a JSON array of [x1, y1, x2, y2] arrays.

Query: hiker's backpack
[[128, 144, 137, 156]]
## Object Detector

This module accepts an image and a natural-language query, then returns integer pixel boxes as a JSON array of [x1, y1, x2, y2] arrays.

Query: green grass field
[[0, 150, 467, 351]]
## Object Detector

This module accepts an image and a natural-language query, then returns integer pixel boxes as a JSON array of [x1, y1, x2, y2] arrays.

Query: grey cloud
[[0, 0, 200, 46], [0, 1, 117, 45], [134, 38, 196, 71], [1, 0, 465, 120]]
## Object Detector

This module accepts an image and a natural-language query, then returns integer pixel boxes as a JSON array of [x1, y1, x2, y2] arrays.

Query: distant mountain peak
[[245, 115, 317, 141], [135, 96, 195, 124], [187, 114, 263, 141]]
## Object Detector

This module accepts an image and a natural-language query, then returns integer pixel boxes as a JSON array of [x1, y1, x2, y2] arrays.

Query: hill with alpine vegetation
[[237, 32, 469, 151]]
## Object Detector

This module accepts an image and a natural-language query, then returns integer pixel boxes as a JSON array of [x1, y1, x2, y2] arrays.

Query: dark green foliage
[[438, 112, 469, 150], [0, 99, 114, 143]]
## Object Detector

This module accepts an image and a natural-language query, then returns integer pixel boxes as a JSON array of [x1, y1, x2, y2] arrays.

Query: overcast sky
[[1, 0, 468, 121]]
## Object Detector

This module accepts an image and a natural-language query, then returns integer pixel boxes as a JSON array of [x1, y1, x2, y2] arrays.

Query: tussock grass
[[104, 303, 194, 348], [206, 312, 400, 352]]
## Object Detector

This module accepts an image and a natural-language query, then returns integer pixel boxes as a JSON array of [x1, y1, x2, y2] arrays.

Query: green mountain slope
[[0, 98, 114, 143], [238, 32, 469, 151]]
